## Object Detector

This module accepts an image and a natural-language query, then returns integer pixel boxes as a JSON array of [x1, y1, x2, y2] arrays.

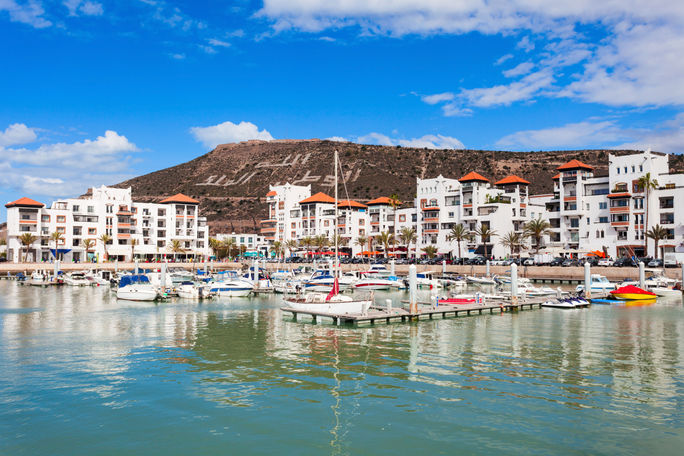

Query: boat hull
[[611, 292, 656, 300], [116, 286, 158, 301], [283, 295, 371, 314]]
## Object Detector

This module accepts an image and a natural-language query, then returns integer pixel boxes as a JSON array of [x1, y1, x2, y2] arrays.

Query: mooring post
[[390, 259, 395, 277], [486, 260, 490, 277], [134, 259, 139, 276], [511, 263, 518, 306], [409, 264, 417, 314], [639, 261, 645, 289], [161, 261, 167, 290], [115, 259, 118, 273], [442, 259, 446, 275], [385, 298, 392, 314], [584, 261, 592, 300]]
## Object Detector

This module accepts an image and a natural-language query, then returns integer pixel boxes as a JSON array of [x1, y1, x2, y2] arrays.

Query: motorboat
[[242, 266, 274, 291], [502, 283, 562, 297], [436, 275, 467, 288], [28, 271, 51, 287], [176, 282, 216, 299], [283, 291, 373, 314], [354, 273, 396, 290], [650, 286, 682, 298], [416, 272, 442, 289], [302, 269, 355, 292], [273, 280, 302, 294], [610, 285, 656, 300], [84, 270, 112, 286], [209, 272, 254, 297], [541, 296, 590, 309], [64, 272, 91, 286], [466, 275, 497, 285], [116, 275, 159, 301], [576, 274, 616, 293], [437, 297, 476, 305]]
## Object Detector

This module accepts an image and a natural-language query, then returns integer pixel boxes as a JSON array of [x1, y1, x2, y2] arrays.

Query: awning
[[50, 249, 72, 256]]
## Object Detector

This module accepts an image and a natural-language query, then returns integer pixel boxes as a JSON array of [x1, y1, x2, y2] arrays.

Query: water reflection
[[1, 282, 683, 455]]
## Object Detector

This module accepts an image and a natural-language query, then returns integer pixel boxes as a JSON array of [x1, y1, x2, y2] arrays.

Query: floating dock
[[281, 299, 546, 326]]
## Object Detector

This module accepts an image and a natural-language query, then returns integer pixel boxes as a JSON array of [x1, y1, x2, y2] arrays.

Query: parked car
[[597, 258, 614, 267], [521, 257, 535, 266], [580, 257, 599, 266], [613, 257, 636, 267], [647, 258, 664, 268], [547, 257, 564, 267], [562, 258, 580, 267], [466, 256, 486, 265]]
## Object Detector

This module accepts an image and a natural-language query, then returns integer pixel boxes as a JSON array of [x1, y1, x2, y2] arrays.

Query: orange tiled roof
[[338, 200, 368, 209], [160, 193, 200, 204], [5, 197, 44, 208], [459, 171, 489, 183], [299, 192, 336, 204], [495, 175, 530, 185], [557, 159, 594, 171], [366, 196, 401, 205], [552, 173, 561, 180], [266, 190, 277, 197]]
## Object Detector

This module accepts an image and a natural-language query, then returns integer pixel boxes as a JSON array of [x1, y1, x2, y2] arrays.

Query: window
[[617, 168, 620, 174], [106, 205, 113, 213], [87, 206, 94, 213], [73, 227, 81, 235], [639, 165, 643, 172], [632, 166, 635, 173], [56, 226, 65, 233], [88, 228, 96, 235], [41, 214, 50, 222], [448, 212, 454, 218], [586, 203, 590, 210], [56, 215, 66, 223], [399, 214, 406, 222], [72, 205, 79, 212], [624, 167, 628, 173], [587, 218, 590, 225], [599, 202, 607, 210], [599, 216, 609, 223], [359, 219, 365, 225]]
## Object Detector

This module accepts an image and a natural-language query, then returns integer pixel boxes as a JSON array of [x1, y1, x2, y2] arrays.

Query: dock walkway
[[281, 299, 544, 326]]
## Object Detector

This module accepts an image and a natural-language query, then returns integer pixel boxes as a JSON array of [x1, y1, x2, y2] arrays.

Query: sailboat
[[282, 150, 373, 314]]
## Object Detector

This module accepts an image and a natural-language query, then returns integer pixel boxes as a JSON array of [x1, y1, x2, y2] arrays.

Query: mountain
[[115, 139, 684, 234]]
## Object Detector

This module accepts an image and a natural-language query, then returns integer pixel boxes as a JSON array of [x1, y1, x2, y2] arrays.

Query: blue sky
[[2, 1, 684, 220]]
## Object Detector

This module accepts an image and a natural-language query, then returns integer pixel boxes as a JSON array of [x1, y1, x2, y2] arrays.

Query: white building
[[5, 186, 209, 263], [215, 233, 269, 257]]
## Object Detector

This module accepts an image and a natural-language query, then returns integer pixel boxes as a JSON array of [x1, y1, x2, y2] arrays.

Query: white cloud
[[170, 53, 186, 60], [516, 36, 535, 52], [495, 53, 514, 65], [461, 68, 554, 107], [0, 0, 52, 28], [64, 0, 103, 16], [614, 113, 684, 153], [0, 127, 139, 198], [496, 120, 624, 149], [325, 136, 349, 142], [0, 123, 37, 147], [208, 38, 230, 48], [357, 132, 464, 149], [502, 61, 534, 78], [421, 92, 454, 105], [189, 121, 275, 148]]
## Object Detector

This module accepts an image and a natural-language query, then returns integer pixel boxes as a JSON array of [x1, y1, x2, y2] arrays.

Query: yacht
[[576, 274, 616, 293], [116, 275, 159, 301], [176, 282, 216, 299], [28, 271, 52, 287], [64, 272, 91, 286]]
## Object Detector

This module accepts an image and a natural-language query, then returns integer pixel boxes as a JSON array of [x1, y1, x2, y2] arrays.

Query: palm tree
[[130, 238, 138, 262], [422, 245, 438, 259], [399, 227, 417, 259], [168, 239, 185, 260], [312, 234, 328, 255], [285, 239, 299, 258], [474, 224, 498, 259], [19, 233, 37, 263], [98, 234, 111, 261], [446, 223, 469, 259], [637, 172, 659, 256], [270, 241, 284, 260], [209, 237, 221, 259], [355, 235, 367, 259], [300, 236, 313, 259], [82, 239, 95, 263], [50, 231, 64, 260], [646, 224, 669, 260], [523, 217, 552, 254], [221, 237, 237, 259], [388, 193, 401, 255], [377, 230, 394, 258], [500, 231, 523, 258]]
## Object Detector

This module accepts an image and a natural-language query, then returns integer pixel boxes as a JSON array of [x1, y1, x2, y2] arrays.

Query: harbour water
[[1, 281, 683, 455]]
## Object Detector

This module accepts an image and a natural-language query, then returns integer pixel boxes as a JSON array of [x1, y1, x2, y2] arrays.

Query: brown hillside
[[115, 140, 684, 234]]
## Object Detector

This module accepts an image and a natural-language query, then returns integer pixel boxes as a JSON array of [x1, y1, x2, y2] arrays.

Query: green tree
[[312, 234, 328, 254], [377, 230, 394, 258], [646, 224, 669, 260], [500, 231, 523, 258], [523, 217, 552, 254], [474, 224, 498, 259], [399, 227, 417, 259], [130, 238, 138, 262], [270, 240, 284, 259], [19, 233, 37, 263], [285, 239, 299, 257], [637, 172, 659, 256], [300, 236, 313, 259], [209, 237, 222, 259], [98, 234, 111, 261], [422, 245, 438, 259], [446, 223, 470, 259], [168, 239, 185, 260], [355, 235, 367, 259], [82, 238, 95, 263], [50, 231, 64, 260]]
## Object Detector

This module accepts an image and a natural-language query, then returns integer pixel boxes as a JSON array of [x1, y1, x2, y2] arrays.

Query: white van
[[663, 252, 684, 268]]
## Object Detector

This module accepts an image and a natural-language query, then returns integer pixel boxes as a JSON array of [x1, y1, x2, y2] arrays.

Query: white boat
[[241, 267, 274, 291], [354, 274, 395, 290], [64, 272, 91, 286], [116, 275, 159, 301], [273, 280, 302, 294], [650, 286, 682, 298], [466, 275, 497, 285], [541, 297, 590, 309], [576, 274, 616, 293], [302, 269, 356, 292], [176, 282, 216, 299], [209, 280, 253, 297], [85, 270, 112, 286], [416, 272, 442, 289], [28, 271, 51, 286], [504, 283, 562, 297]]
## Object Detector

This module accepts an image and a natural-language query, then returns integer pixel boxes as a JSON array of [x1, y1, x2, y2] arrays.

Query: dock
[[281, 299, 545, 326]]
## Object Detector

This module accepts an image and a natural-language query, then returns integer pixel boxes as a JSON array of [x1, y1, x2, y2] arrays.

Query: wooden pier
[[281, 300, 544, 326]]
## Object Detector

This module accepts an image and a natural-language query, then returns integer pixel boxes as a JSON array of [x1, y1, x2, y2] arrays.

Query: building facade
[[5, 186, 209, 263]]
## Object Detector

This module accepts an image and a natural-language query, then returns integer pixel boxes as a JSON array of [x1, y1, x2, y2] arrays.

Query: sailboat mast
[[334, 149, 339, 278]]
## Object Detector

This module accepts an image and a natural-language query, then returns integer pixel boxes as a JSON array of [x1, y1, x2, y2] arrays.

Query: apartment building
[[215, 232, 269, 257], [545, 151, 684, 258], [5, 186, 209, 263]]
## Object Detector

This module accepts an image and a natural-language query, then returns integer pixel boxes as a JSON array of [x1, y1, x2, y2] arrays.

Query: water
[[1, 282, 683, 455]]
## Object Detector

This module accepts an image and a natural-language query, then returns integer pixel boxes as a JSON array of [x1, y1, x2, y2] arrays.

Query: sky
[[2, 0, 684, 220]]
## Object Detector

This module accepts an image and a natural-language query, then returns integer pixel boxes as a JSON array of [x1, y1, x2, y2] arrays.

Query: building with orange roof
[[4, 185, 210, 263]]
